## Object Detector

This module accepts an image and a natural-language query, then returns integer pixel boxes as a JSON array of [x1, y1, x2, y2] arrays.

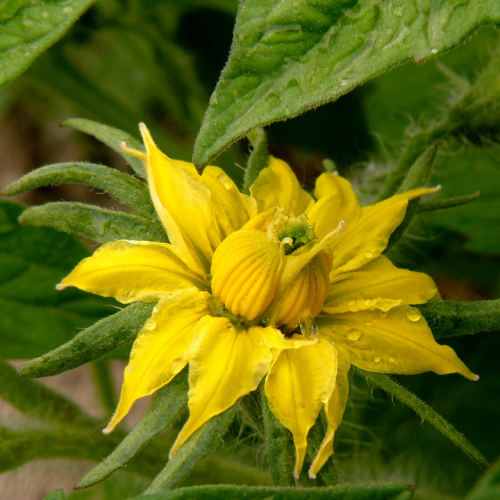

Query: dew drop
[[374, 356, 381, 363], [364, 299, 372, 306], [406, 307, 421, 322], [63, 6, 73, 14], [320, 393, 329, 403], [226, 323, 233, 329], [346, 328, 362, 341], [379, 310, 389, 318], [363, 317, 374, 326], [348, 300, 356, 306], [389, 357, 395, 363], [42, 11, 49, 18], [144, 318, 156, 330], [298, 403, 306, 411], [365, 251, 373, 259], [299, 315, 318, 338]]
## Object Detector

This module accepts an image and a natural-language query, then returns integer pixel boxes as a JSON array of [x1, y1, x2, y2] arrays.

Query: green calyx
[[278, 221, 315, 255]]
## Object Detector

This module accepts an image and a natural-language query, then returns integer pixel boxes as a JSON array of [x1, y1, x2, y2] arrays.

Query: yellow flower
[[57, 124, 477, 479]]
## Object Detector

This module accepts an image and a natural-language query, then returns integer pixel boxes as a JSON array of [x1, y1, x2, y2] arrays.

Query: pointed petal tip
[[55, 283, 66, 291], [102, 426, 113, 435], [471, 373, 480, 381], [308, 469, 317, 480]]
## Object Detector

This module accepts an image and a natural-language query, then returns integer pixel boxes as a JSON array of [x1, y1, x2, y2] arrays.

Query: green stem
[[260, 384, 295, 487], [92, 360, 116, 416]]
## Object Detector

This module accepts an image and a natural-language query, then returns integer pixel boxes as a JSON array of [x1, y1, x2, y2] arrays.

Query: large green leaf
[[0, 0, 95, 88], [193, 0, 500, 166], [0, 199, 113, 359], [132, 483, 414, 500], [466, 454, 500, 500]]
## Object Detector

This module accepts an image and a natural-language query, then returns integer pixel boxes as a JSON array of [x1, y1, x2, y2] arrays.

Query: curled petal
[[323, 255, 437, 315], [170, 318, 275, 457], [329, 187, 439, 277], [104, 288, 210, 433], [309, 345, 351, 479], [318, 305, 478, 380], [140, 124, 220, 275], [57, 240, 208, 303], [265, 337, 338, 478], [251, 157, 313, 215]]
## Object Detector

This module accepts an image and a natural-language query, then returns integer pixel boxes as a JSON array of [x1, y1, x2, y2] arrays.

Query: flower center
[[210, 208, 344, 332]]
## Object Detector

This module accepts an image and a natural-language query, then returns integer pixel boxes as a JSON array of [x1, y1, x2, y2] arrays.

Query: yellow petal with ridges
[[251, 157, 314, 215], [201, 166, 251, 237], [140, 124, 219, 275], [170, 318, 277, 457], [329, 187, 439, 277], [318, 305, 478, 380], [309, 345, 351, 478], [57, 240, 208, 303], [322, 255, 437, 315], [265, 337, 338, 478], [307, 173, 361, 240], [103, 288, 210, 434]]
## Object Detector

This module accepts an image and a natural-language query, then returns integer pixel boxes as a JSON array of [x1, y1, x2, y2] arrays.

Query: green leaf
[[0, 0, 95, 88], [63, 118, 147, 178], [418, 299, 500, 340], [358, 368, 489, 470], [78, 369, 189, 489], [0, 359, 94, 426], [131, 483, 414, 500], [19, 302, 155, 378], [2, 162, 155, 217], [417, 191, 481, 213], [145, 403, 238, 493], [260, 383, 295, 487], [243, 128, 269, 195], [466, 454, 500, 500], [0, 199, 112, 359], [193, 0, 500, 167], [384, 145, 438, 252], [19, 202, 168, 244], [43, 490, 66, 500]]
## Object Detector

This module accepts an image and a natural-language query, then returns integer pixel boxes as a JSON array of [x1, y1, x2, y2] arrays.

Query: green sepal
[[77, 369, 189, 489], [384, 144, 438, 252], [19, 302, 155, 378], [0, 359, 94, 426], [305, 410, 338, 486], [19, 202, 168, 244], [418, 299, 500, 339], [2, 162, 154, 217], [417, 191, 481, 213], [63, 118, 147, 178], [466, 454, 500, 500], [130, 483, 415, 500], [260, 383, 295, 487], [357, 368, 489, 470], [43, 490, 66, 500], [145, 403, 239, 493], [243, 128, 269, 195]]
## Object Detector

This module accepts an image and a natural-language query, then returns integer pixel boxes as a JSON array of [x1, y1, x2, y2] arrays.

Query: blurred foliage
[[0, 1, 499, 500]]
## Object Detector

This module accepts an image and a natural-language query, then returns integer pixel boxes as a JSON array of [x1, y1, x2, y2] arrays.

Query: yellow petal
[[251, 157, 314, 215], [318, 305, 478, 380], [103, 288, 210, 433], [265, 337, 338, 478], [329, 187, 439, 277], [140, 124, 220, 275], [309, 345, 351, 479], [170, 318, 275, 457], [57, 240, 208, 303], [201, 166, 252, 237], [323, 255, 437, 315], [307, 173, 361, 240]]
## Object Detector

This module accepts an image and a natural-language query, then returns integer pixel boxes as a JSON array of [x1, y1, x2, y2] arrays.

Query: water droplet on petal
[[365, 251, 373, 259], [346, 328, 362, 341], [364, 299, 372, 306], [374, 356, 381, 363], [298, 403, 306, 411], [226, 323, 233, 329], [389, 357, 395, 363], [348, 300, 356, 306], [406, 307, 421, 322], [364, 317, 374, 326], [379, 310, 389, 318], [144, 318, 156, 330], [320, 393, 329, 403], [299, 315, 318, 338]]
